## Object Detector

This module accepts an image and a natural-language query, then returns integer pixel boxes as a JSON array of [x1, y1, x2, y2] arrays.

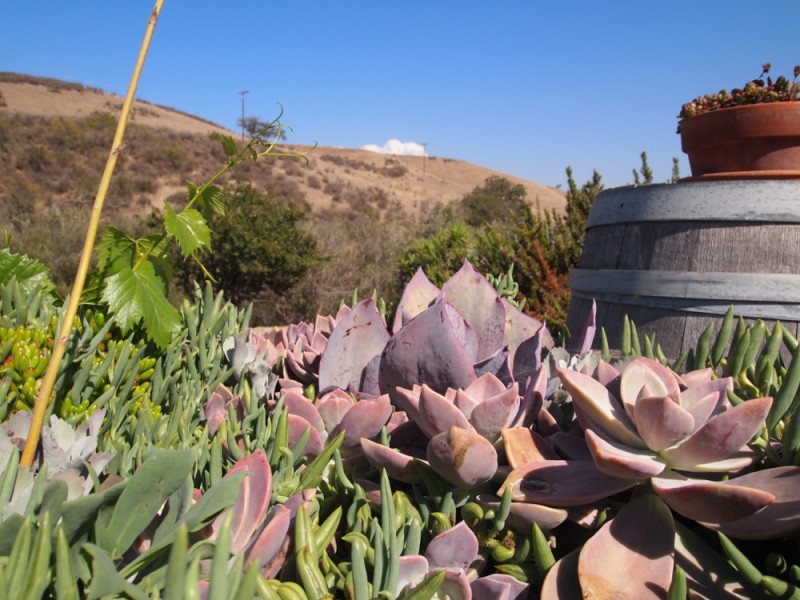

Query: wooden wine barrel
[[565, 180, 800, 359]]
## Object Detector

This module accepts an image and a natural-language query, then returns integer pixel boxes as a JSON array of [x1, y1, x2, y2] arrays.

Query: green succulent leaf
[[165, 202, 211, 257], [97, 449, 194, 557], [83, 543, 149, 600], [102, 261, 181, 347]]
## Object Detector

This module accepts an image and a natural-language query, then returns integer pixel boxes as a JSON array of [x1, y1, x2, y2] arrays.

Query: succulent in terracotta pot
[[677, 63, 800, 179], [678, 63, 800, 121]]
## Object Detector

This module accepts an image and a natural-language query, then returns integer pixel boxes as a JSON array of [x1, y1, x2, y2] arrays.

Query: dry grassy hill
[[0, 73, 566, 217], [0, 73, 570, 325]]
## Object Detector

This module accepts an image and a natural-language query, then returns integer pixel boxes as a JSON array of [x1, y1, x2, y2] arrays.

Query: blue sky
[[3, 1, 799, 189]]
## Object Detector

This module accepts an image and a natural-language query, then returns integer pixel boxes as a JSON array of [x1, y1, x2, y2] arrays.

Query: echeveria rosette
[[381, 260, 552, 396], [282, 306, 350, 385], [280, 387, 393, 457], [542, 356, 800, 538], [395, 521, 531, 600], [558, 357, 769, 475], [365, 372, 530, 488]]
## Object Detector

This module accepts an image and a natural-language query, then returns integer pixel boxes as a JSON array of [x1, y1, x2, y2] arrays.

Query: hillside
[[0, 73, 571, 326], [0, 73, 566, 217]]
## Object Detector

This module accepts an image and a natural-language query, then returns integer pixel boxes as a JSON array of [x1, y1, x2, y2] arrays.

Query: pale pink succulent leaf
[[680, 368, 714, 387], [674, 521, 751, 598], [619, 357, 680, 418], [204, 386, 230, 437], [510, 366, 546, 428], [499, 459, 636, 507], [501, 296, 551, 356], [379, 301, 478, 398], [391, 386, 423, 426], [210, 449, 272, 554], [391, 267, 440, 334], [313, 314, 337, 337], [680, 377, 733, 420], [501, 427, 559, 469], [473, 346, 513, 384], [632, 395, 696, 451], [331, 395, 393, 447], [360, 439, 421, 483], [565, 299, 596, 354], [455, 372, 510, 420], [469, 576, 511, 600], [660, 396, 772, 470], [315, 390, 355, 434], [585, 428, 666, 479], [594, 360, 620, 387], [437, 569, 473, 600], [453, 389, 481, 421], [426, 427, 498, 488], [244, 504, 291, 572], [441, 260, 506, 361], [283, 350, 313, 383], [652, 474, 774, 523], [682, 448, 759, 473], [319, 298, 391, 396], [425, 520, 479, 570], [676, 391, 718, 436], [419, 385, 472, 438], [578, 494, 675, 600], [281, 391, 326, 436], [469, 384, 520, 442], [464, 371, 508, 399], [286, 415, 324, 458], [556, 367, 646, 448], [395, 555, 430, 597], [478, 495, 568, 531], [511, 327, 548, 387], [541, 549, 583, 600], [701, 466, 800, 539]]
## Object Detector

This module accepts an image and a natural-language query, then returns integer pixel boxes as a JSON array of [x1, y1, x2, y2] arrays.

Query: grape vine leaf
[[102, 260, 181, 347], [211, 132, 239, 158], [164, 202, 211, 257], [0, 249, 54, 295], [188, 182, 226, 216]]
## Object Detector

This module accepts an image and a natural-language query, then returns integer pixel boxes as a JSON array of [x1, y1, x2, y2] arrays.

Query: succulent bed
[[3, 257, 800, 599], [5, 4, 800, 598]]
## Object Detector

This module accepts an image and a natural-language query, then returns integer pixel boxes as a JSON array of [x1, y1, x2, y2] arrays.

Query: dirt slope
[[0, 74, 566, 215]]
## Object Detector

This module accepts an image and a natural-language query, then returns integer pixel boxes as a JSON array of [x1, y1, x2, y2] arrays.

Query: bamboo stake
[[21, 0, 166, 468]]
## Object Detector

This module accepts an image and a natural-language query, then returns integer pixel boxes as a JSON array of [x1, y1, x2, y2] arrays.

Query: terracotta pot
[[679, 102, 800, 180]]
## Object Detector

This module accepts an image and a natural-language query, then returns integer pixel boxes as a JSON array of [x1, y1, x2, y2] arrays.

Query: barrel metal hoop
[[587, 181, 800, 227], [570, 268, 800, 320]]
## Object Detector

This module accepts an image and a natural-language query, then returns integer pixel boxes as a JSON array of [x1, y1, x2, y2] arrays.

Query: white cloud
[[363, 139, 426, 157]]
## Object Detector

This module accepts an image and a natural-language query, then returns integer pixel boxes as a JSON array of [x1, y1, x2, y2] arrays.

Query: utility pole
[[238, 90, 249, 141], [421, 142, 429, 177]]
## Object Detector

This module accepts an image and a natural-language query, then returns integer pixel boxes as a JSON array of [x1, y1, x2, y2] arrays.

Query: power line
[[238, 90, 249, 141]]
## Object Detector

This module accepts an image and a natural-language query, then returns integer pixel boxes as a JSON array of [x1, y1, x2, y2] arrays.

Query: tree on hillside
[[237, 116, 287, 141], [459, 175, 529, 227], [176, 185, 320, 306]]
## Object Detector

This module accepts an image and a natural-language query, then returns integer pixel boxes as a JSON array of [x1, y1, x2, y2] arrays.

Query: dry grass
[[0, 73, 566, 218]]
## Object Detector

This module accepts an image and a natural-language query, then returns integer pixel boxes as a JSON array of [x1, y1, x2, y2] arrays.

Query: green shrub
[[176, 185, 321, 310], [459, 174, 529, 228]]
